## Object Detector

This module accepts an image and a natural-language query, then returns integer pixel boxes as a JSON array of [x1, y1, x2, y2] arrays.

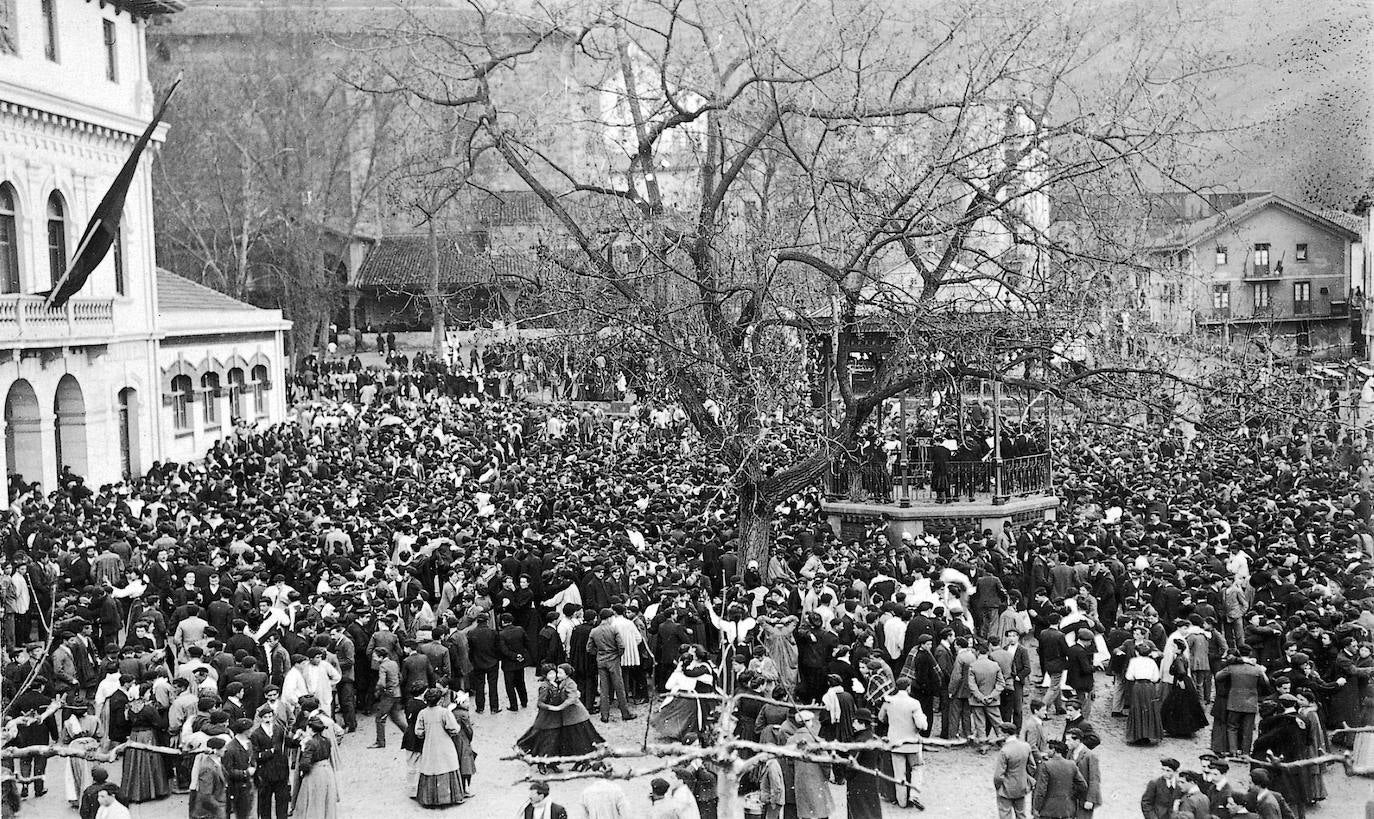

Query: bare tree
[[151, 0, 403, 361], [366, 0, 1234, 572]]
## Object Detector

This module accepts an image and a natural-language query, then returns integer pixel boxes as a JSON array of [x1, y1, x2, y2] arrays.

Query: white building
[[0, 0, 288, 502]]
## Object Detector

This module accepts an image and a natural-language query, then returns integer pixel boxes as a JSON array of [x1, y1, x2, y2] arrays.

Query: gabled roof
[[156, 268, 258, 312], [356, 235, 542, 289], [1148, 193, 1362, 250]]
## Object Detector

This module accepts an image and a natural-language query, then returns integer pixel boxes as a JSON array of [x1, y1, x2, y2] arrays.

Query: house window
[[1253, 283, 1270, 309], [1253, 243, 1270, 267], [227, 368, 245, 421], [171, 375, 193, 431], [0, 183, 19, 293], [1215, 246, 1228, 266], [1294, 281, 1311, 314], [112, 226, 125, 295], [103, 19, 117, 82], [200, 373, 220, 425], [46, 192, 67, 287], [1296, 243, 1308, 262], [41, 0, 57, 61], [1211, 283, 1230, 312], [251, 365, 269, 415]]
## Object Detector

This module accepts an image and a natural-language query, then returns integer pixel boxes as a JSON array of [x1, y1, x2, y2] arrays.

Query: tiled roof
[[156, 268, 259, 312], [356, 235, 542, 290], [1148, 193, 1363, 249]]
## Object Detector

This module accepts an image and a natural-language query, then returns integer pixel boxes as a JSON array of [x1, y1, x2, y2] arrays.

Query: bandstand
[[811, 323, 1060, 543]]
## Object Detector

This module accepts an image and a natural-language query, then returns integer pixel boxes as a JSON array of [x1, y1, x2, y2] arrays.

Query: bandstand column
[[992, 377, 1005, 504]]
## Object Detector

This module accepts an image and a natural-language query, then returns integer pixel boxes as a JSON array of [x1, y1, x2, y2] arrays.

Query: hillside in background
[[1188, 0, 1371, 208]]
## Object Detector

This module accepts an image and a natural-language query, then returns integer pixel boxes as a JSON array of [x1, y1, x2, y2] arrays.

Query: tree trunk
[[428, 216, 446, 357], [737, 481, 773, 581], [716, 759, 746, 819]]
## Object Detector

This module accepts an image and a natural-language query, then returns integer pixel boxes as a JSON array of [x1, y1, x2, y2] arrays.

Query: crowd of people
[[2, 350, 1373, 819]]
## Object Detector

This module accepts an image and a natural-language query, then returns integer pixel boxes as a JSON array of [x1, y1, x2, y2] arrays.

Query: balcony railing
[[0, 295, 116, 342], [824, 452, 1053, 505]]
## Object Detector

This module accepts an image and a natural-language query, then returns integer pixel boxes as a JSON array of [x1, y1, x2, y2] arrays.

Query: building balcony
[[1244, 265, 1280, 281], [0, 296, 116, 346]]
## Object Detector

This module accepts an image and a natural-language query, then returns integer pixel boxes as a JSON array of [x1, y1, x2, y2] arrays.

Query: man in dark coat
[[1037, 621, 1070, 715], [1215, 650, 1271, 755], [249, 705, 295, 819], [466, 618, 501, 712], [497, 613, 530, 710], [570, 612, 599, 710], [1139, 757, 1183, 819], [222, 719, 256, 819], [1064, 629, 1097, 721], [653, 608, 692, 687], [235, 658, 269, 717], [1031, 741, 1085, 819]]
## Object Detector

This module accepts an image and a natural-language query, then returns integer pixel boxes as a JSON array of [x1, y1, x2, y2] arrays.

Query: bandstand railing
[[824, 451, 1052, 505]]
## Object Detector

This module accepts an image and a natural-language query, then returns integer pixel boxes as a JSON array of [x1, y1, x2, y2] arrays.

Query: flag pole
[[42, 220, 103, 311], [42, 75, 182, 310]]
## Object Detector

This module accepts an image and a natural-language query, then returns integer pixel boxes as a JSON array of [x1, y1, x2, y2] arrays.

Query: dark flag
[[41, 78, 181, 309]]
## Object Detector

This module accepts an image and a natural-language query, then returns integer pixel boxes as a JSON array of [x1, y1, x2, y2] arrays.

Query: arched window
[[227, 368, 245, 421], [47, 192, 67, 288], [251, 365, 269, 415], [0, 184, 18, 293], [170, 374, 193, 431], [200, 372, 221, 425]]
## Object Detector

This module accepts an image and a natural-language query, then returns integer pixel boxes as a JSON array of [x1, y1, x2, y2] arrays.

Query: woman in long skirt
[[60, 693, 101, 808], [1160, 649, 1208, 738], [1125, 651, 1164, 745], [120, 690, 170, 803], [414, 689, 466, 807], [652, 660, 703, 742], [553, 663, 604, 758], [515, 665, 567, 762], [294, 718, 339, 819]]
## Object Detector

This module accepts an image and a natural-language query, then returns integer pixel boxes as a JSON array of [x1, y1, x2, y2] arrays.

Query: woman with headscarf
[[448, 690, 478, 793], [414, 687, 467, 806], [121, 685, 170, 803], [293, 716, 339, 819]]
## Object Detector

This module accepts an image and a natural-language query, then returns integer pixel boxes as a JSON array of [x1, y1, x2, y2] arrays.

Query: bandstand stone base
[[823, 494, 1059, 544]]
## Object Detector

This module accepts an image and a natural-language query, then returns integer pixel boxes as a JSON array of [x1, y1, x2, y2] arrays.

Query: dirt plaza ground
[[16, 667, 1371, 819]]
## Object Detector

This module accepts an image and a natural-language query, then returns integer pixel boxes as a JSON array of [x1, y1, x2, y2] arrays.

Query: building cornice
[[0, 85, 169, 144]]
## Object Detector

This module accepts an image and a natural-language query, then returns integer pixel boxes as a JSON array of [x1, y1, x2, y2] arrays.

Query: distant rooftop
[[156, 268, 259, 312], [356, 235, 542, 289]]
